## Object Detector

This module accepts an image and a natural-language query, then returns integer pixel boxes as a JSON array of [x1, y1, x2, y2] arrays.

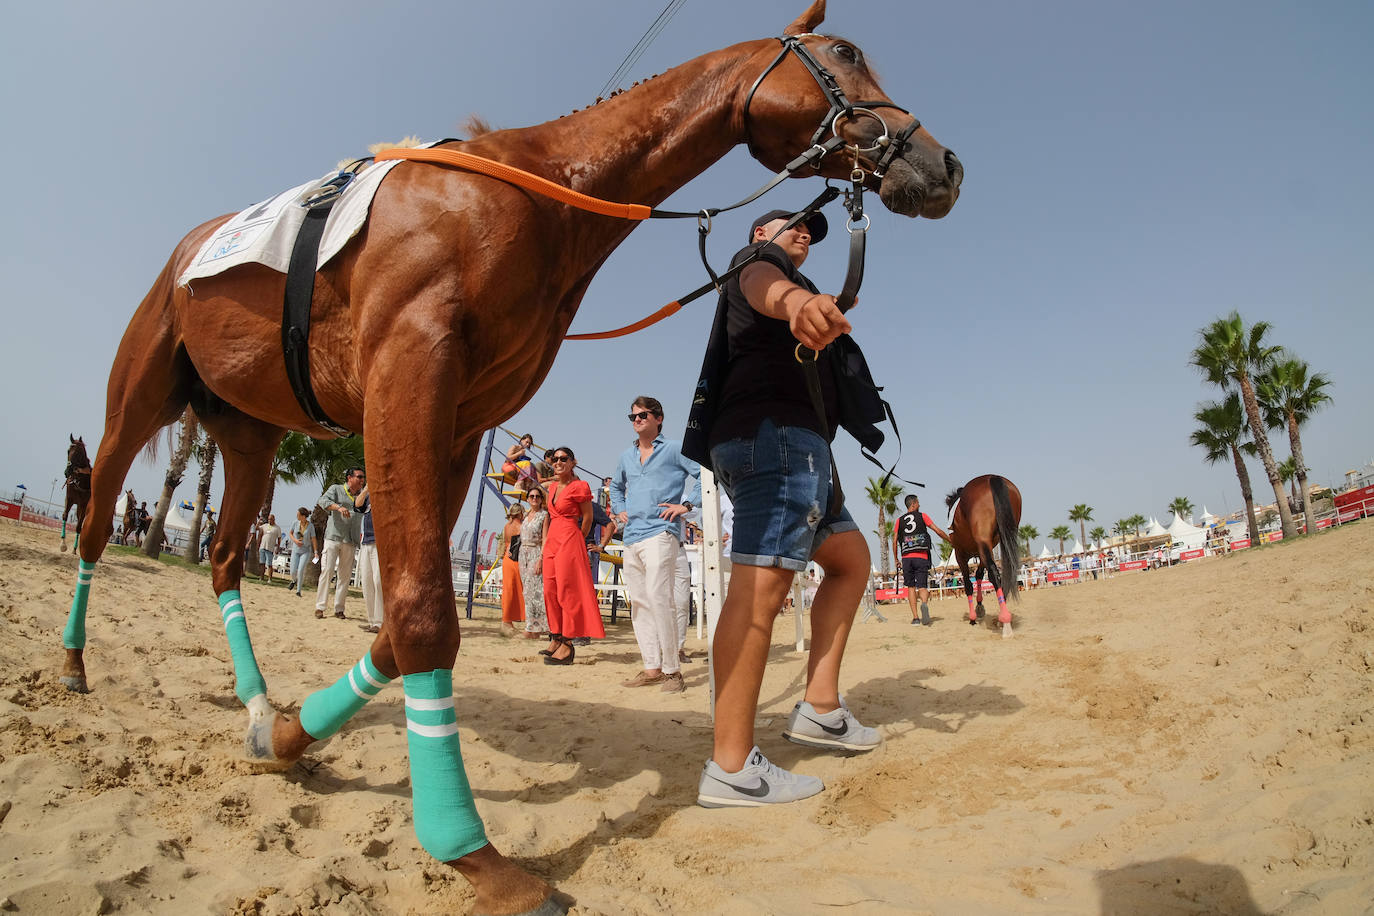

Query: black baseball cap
[[749, 208, 828, 245]]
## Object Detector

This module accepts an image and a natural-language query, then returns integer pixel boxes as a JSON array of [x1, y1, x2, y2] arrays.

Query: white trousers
[[674, 542, 691, 650], [315, 539, 356, 616], [358, 542, 384, 627], [623, 531, 682, 674]]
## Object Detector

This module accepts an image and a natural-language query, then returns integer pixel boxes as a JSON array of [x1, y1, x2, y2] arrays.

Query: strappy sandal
[[542, 639, 575, 666], [538, 636, 563, 657]]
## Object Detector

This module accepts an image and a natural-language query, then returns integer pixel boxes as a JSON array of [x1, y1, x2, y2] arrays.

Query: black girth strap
[[281, 174, 357, 437]]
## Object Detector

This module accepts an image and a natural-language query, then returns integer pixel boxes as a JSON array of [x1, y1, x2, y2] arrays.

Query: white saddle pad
[[177, 142, 436, 288]]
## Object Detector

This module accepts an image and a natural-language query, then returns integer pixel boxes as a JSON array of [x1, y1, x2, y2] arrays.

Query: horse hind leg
[[63, 261, 193, 692], [980, 544, 1013, 638], [196, 408, 285, 759]]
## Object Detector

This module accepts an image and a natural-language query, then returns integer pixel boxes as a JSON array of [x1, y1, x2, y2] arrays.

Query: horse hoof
[[60, 543, 68, 553], [1002, 623, 1014, 639], [968, 618, 977, 627], [243, 694, 279, 762], [59, 674, 89, 694]]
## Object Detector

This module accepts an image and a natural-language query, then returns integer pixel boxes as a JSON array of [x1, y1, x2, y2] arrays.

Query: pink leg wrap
[[996, 588, 1010, 624], [966, 594, 977, 621]]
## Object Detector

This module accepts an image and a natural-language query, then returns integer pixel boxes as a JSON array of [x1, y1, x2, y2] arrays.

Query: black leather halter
[[741, 35, 923, 179]]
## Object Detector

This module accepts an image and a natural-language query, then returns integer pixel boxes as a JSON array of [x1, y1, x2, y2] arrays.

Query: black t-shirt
[[895, 510, 934, 558], [706, 242, 839, 451]]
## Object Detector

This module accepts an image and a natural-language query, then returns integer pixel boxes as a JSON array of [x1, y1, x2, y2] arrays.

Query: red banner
[[1118, 559, 1147, 570], [0, 499, 20, 521], [1047, 570, 1080, 582], [1339, 507, 1364, 522], [1266, 531, 1284, 543], [1316, 517, 1334, 529], [1229, 538, 1251, 550], [1179, 548, 1205, 561], [875, 587, 908, 601]]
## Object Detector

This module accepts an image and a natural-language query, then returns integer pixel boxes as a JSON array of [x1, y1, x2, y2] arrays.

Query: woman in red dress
[[540, 447, 605, 664]]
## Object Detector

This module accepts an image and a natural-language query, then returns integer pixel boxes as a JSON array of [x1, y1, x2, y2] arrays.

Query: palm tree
[[1112, 519, 1132, 546], [1276, 456, 1299, 513], [1126, 514, 1146, 544], [864, 476, 904, 579], [1190, 312, 1295, 538], [1256, 357, 1333, 515], [1089, 526, 1106, 549], [1167, 496, 1194, 524], [143, 408, 199, 558], [183, 431, 218, 563], [1191, 393, 1261, 543], [938, 541, 954, 564], [1049, 524, 1072, 556], [1017, 523, 1040, 556], [1068, 504, 1093, 551]]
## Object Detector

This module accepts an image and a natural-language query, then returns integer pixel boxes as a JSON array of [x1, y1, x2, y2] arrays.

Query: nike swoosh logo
[[730, 777, 770, 798], [801, 715, 849, 736]]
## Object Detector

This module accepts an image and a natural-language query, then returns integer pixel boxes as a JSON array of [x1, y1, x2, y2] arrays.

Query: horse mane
[[945, 487, 963, 513], [564, 73, 665, 117]]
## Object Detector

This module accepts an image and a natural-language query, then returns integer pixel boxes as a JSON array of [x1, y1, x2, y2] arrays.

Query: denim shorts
[[258, 548, 274, 567], [709, 418, 857, 571]]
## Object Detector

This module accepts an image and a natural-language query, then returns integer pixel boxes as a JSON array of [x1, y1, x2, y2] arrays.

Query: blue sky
[[1, 0, 1370, 558]]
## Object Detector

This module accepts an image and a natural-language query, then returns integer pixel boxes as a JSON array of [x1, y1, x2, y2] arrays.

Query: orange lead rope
[[373, 147, 652, 221]]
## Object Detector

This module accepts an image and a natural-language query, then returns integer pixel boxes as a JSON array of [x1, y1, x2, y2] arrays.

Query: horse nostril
[[944, 150, 964, 186]]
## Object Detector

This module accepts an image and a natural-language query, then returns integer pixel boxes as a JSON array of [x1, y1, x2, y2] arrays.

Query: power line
[[597, 0, 688, 101]]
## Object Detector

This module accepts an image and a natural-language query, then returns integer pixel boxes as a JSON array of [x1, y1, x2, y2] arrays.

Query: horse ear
[[70, 434, 76, 443], [783, 0, 826, 37]]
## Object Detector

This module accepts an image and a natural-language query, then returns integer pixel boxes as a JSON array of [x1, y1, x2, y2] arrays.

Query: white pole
[[792, 574, 805, 652], [699, 468, 726, 722]]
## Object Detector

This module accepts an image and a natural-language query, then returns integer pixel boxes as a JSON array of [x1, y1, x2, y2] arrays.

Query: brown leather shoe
[[659, 672, 686, 693], [621, 670, 666, 688]]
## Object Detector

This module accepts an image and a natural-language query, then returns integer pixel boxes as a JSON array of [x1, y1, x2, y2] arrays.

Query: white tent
[[1165, 513, 1208, 551], [1143, 517, 1168, 537], [1200, 506, 1220, 527], [1038, 545, 1053, 559], [1069, 539, 1085, 555]]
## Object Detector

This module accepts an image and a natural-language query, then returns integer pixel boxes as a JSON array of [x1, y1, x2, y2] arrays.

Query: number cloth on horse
[[175, 143, 440, 287]]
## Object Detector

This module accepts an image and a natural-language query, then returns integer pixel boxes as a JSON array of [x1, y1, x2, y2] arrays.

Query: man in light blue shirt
[[612, 396, 701, 694]]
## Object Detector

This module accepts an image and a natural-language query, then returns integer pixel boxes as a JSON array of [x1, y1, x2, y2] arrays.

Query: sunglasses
[[628, 411, 654, 421], [550, 455, 572, 463]]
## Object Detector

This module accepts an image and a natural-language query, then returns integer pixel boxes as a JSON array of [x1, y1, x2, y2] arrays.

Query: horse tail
[[991, 475, 1020, 601]]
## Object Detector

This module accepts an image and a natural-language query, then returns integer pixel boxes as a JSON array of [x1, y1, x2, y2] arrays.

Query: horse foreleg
[[254, 631, 399, 764], [367, 390, 560, 915], [957, 554, 978, 625], [199, 414, 284, 753]]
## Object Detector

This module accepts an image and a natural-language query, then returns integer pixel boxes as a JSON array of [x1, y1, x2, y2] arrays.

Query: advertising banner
[[1118, 559, 1147, 570], [1229, 538, 1251, 550], [1179, 548, 1205, 561], [1047, 570, 1080, 582], [875, 587, 908, 601]]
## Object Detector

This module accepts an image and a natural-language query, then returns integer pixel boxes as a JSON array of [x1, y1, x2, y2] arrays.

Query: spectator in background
[[540, 448, 605, 664], [287, 507, 317, 597], [200, 508, 217, 561], [354, 482, 384, 633], [499, 503, 526, 636], [256, 513, 282, 583], [315, 467, 365, 620], [519, 488, 550, 639]]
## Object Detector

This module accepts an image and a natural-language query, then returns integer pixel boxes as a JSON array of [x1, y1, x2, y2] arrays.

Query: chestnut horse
[[62, 2, 961, 911], [119, 489, 139, 546], [946, 474, 1021, 638], [60, 435, 91, 553]]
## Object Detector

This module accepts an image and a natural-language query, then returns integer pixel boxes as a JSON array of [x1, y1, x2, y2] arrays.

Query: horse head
[[67, 436, 90, 470], [738, 0, 962, 219]]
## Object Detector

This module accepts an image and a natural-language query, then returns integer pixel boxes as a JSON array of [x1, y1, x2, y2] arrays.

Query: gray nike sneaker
[[696, 746, 824, 808], [782, 700, 882, 752]]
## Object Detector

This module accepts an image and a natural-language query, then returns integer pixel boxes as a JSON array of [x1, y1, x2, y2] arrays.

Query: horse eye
[[832, 43, 859, 64]]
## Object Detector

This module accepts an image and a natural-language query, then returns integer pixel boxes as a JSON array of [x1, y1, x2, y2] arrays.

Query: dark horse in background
[[59, 2, 961, 911], [946, 474, 1022, 638], [60, 435, 92, 553]]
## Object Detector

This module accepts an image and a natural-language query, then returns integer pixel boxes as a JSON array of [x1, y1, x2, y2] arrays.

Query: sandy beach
[[0, 519, 1370, 915]]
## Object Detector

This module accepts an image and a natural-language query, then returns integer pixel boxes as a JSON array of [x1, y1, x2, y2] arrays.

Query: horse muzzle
[[878, 145, 962, 219]]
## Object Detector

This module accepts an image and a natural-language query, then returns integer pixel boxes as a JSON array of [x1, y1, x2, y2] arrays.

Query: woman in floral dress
[[518, 488, 549, 638]]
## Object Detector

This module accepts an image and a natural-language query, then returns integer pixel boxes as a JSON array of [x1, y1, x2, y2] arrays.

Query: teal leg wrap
[[217, 590, 267, 704], [300, 652, 393, 740], [63, 560, 95, 649], [403, 669, 488, 862]]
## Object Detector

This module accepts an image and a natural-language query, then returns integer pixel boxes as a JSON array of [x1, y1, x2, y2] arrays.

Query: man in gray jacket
[[315, 467, 365, 620]]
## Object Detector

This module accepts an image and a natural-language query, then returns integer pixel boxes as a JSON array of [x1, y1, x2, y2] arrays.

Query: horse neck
[[468, 40, 767, 255]]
